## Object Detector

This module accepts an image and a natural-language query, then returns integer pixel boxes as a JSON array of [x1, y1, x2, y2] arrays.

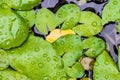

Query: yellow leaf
[[46, 29, 75, 43]]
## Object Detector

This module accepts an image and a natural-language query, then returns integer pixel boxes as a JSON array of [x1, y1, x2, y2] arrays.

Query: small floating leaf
[[102, 0, 120, 25], [35, 8, 57, 34], [83, 37, 105, 58], [72, 11, 103, 37], [93, 51, 118, 80], [56, 4, 81, 29], [65, 62, 84, 78]]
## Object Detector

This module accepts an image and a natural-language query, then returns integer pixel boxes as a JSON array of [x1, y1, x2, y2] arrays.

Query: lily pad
[[0, 4, 29, 49], [56, 4, 81, 30], [0, 69, 30, 80], [7, 34, 66, 80], [65, 62, 84, 78], [72, 11, 103, 37], [83, 37, 105, 58], [2, 0, 41, 10], [17, 9, 36, 28], [35, 8, 57, 34], [102, 0, 120, 25], [93, 51, 119, 80]]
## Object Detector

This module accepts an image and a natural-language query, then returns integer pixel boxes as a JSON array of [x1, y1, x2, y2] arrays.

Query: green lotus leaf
[[65, 62, 84, 78], [56, 4, 81, 30], [17, 9, 35, 28], [0, 69, 30, 80], [72, 11, 103, 37], [35, 8, 57, 34], [0, 49, 9, 70], [7, 34, 66, 80], [0, 4, 29, 49], [93, 51, 119, 80], [83, 37, 105, 58], [1, 0, 41, 10], [102, 0, 120, 25]]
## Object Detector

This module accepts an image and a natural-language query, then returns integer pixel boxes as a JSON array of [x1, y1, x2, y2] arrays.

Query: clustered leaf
[[0, 0, 119, 80]]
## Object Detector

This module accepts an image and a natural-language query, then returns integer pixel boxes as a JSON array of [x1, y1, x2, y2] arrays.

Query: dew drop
[[38, 63, 44, 68], [105, 61, 109, 65], [6, 40, 10, 45], [23, 13, 27, 17], [76, 27, 80, 30], [105, 75, 109, 79], [31, 61, 35, 64], [113, 1, 118, 5], [94, 62, 99, 66], [66, 22, 70, 26], [61, 41, 64, 45], [43, 76, 50, 80], [92, 50, 96, 55], [34, 48, 39, 52], [43, 54, 47, 57], [92, 21, 97, 26], [53, 56, 58, 61], [47, 57, 51, 62], [58, 13, 62, 18]]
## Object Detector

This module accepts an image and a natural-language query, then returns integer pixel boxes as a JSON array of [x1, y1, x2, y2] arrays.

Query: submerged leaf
[[72, 11, 103, 37], [35, 8, 57, 34], [56, 4, 81, 29]]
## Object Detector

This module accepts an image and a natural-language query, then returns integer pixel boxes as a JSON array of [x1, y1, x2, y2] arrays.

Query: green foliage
[[35, 8, 57, 34], [72, 11, 103, 37], [83, 37, 105, 58], [0, 4, 29, 49], [0, 69, 30, 80], [1, 0, 41, 10], [93, 51, 119, 80], [17, 9, 36, 28], [102, 0, 120, 24], [7, 34, 66, 80], [56, 4, 81, 30], [0, 49, 9, 71]]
